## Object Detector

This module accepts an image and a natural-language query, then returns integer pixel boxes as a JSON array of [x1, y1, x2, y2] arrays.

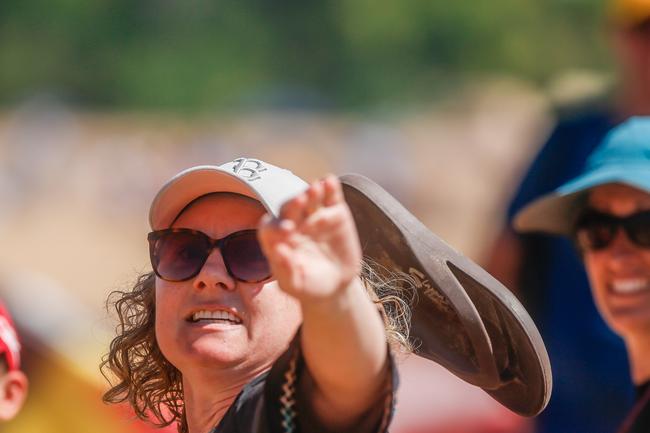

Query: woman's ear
[[0, 370, 28, 421]]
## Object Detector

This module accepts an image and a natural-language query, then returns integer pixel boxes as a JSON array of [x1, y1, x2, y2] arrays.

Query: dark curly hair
[[101, 261, 413, 432]]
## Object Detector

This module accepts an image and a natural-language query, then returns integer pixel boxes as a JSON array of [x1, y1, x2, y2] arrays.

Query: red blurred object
[[391, 356, 533, 433], [0, 300, 21, 371], [3, 328, 176, 433]]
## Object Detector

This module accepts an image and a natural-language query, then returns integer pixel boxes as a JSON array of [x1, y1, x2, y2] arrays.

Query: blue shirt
[[508, 109, 634, 433]]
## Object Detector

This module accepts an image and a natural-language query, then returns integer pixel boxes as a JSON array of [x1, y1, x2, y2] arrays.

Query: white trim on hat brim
[[514, 175, 650, 236], [513, 190, 586, 235]]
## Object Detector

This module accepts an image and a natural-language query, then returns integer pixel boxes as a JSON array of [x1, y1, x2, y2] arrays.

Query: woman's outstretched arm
[[259, 175, 389, 430]]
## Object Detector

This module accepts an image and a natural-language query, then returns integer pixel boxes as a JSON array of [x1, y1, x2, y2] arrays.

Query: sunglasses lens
[[576, 221, 616, 251], [222, 231, 270, 282], [152, 232, 209, 281], [628, 213, 650, 248]]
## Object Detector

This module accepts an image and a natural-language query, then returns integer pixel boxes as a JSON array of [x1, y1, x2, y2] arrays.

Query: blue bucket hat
[[514, 116, 650, 235]]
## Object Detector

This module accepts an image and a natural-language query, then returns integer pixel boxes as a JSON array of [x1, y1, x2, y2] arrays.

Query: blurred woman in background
[[515, 117, 650, 433]]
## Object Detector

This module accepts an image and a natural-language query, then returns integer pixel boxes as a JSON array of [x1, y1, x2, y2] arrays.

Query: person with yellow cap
[[610, 0, 650, 118], [487, 1, 650, 432]]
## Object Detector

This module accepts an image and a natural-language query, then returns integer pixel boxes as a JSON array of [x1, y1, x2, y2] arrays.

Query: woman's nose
[[192, 249, 236, 291], [606, 229, 640, 270]]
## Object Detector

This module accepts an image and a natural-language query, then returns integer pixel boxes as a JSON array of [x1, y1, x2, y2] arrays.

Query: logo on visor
[[232, 158, 267, 182]]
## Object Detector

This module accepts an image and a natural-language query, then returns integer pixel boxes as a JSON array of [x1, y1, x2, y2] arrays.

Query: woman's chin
[[182, 331, 250, 366], [607, 309, 650, 337]]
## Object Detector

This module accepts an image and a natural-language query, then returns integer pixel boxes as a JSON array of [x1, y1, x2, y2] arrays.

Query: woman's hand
[[258, 175, 362, 302]]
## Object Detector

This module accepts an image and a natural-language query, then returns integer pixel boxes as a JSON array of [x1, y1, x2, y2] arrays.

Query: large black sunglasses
[[148, 229, 271, 283], [573, 210, 650, 251]]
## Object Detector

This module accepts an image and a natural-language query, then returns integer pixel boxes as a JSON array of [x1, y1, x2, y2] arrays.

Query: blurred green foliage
[[0, 0, 609, 111]]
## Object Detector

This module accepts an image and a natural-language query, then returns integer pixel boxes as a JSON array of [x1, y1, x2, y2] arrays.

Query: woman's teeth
[[191, 310, 242, 324], [611, 279, 649, 294]]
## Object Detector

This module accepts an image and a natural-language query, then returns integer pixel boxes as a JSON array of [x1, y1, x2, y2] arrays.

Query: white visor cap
[[149, 157, 309, 230]]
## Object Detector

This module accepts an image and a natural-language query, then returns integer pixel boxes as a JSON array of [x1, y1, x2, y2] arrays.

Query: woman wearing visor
[[515, 117, 650, 433], [103, 162, 401, 433], [102, 157, 551, 433]]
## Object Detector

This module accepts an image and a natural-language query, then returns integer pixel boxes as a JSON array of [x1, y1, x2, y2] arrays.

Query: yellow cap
[[610, 0, 650, 27]]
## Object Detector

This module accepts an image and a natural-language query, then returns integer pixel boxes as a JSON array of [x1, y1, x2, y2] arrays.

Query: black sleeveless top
[[211, 333, 397, 433]]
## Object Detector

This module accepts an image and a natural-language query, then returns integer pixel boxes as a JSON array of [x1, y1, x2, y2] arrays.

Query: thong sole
[[341, 174, 551, 416]]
